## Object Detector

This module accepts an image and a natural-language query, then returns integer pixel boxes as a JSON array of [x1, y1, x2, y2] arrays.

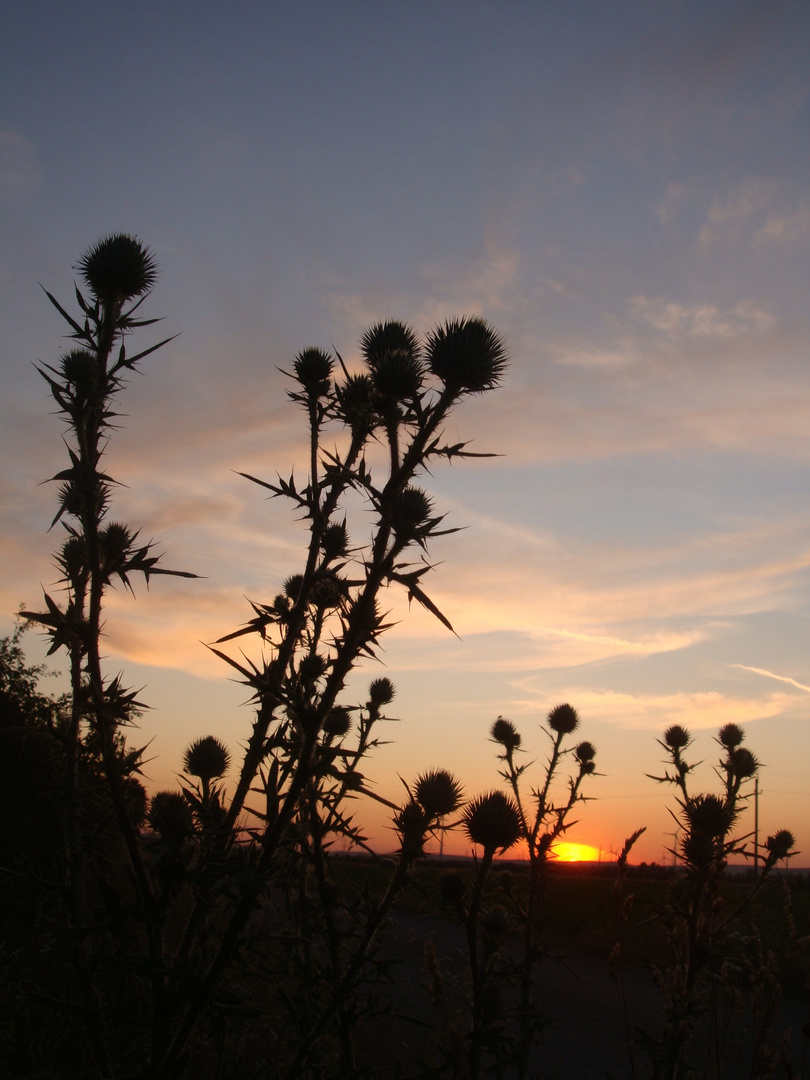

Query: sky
[[2, 1, 809, 864]]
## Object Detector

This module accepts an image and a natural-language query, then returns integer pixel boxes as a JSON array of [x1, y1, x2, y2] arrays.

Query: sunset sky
[[2, 2, 809, 863]]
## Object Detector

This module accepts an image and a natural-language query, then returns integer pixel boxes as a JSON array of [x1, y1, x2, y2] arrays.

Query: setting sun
[[553, 842, 602, 863]]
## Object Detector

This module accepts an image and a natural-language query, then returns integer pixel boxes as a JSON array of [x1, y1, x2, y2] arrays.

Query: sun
[[553, 842, 601, 862]]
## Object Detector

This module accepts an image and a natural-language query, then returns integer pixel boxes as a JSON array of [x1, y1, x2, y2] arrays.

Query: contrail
[[732, 664, 810, 694]]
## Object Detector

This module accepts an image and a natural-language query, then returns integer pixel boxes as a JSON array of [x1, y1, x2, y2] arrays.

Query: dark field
[[336, 858, 810, 1079]]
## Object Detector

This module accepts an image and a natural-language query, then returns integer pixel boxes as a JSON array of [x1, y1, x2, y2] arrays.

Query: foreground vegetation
[[1, 236, 805, 1079]]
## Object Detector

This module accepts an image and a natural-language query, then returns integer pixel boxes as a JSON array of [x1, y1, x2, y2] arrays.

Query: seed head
[[547, 703, 580, 736]]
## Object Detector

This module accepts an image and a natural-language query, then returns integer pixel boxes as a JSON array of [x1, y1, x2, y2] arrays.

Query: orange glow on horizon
[[553, 842, 602, 862]]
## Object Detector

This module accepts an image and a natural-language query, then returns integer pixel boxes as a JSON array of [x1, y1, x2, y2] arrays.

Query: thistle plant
[[16, 236, 507, 1077], [489, 704, 600, 1078], [643, 722, 797, 1079], [149, 316, 507, 1077], [20, 236, 193, 1076]]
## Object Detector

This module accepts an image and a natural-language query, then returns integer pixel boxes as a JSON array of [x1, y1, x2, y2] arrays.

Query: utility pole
[[753, 777, 760, 871]]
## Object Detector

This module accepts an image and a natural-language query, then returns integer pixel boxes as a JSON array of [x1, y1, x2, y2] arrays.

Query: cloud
[[630, 296, 774, 339], [699, 178, 810, 249], [514, 686, 795, 732], [0, 131, 41, 202]]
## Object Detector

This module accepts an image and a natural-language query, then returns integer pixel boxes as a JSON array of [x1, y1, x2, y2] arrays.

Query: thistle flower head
[[183, 736, 231, 782], [335, 372, 376, 434], [293, 347, 332, 397], [414, 769, 463, 819], [323, 706, 352, 739], [77, 234, 157, 304], [685, 794, 734, 839], [148, 790, 193, 841], [391, 486, 433, 539], [425, 317, 507, 395], [766, 829, 795, 861], [321, 520, 349, 559], [396, 800, 428, 859], [481, 904, 511, 939], [547, 703, 580, 736], [298, 652, 328, 683], [575, 741, 596, 764], [664, 725, 691, 750], [730, 747, 758, 780], [463, 791, 522, 855], [368, 677, 395, 708], [718, 723, 744, 749], [360, 320, 420, 368], [681, 830, 715, 870], [491, 716, 521, 752], [60, 348, 101, 392], [283, 574, 304, 601]]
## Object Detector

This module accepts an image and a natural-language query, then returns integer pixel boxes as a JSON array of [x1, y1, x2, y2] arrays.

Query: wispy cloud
[[630, 295, 774, 339], [699, 178, 810, 249]]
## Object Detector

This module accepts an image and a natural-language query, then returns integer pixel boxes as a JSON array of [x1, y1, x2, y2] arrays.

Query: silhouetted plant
[[641, 723, 797, 1079], [489, 704, 601, 1078], [437, 706, 600, 1079], [16, 245, 507, 1079]]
